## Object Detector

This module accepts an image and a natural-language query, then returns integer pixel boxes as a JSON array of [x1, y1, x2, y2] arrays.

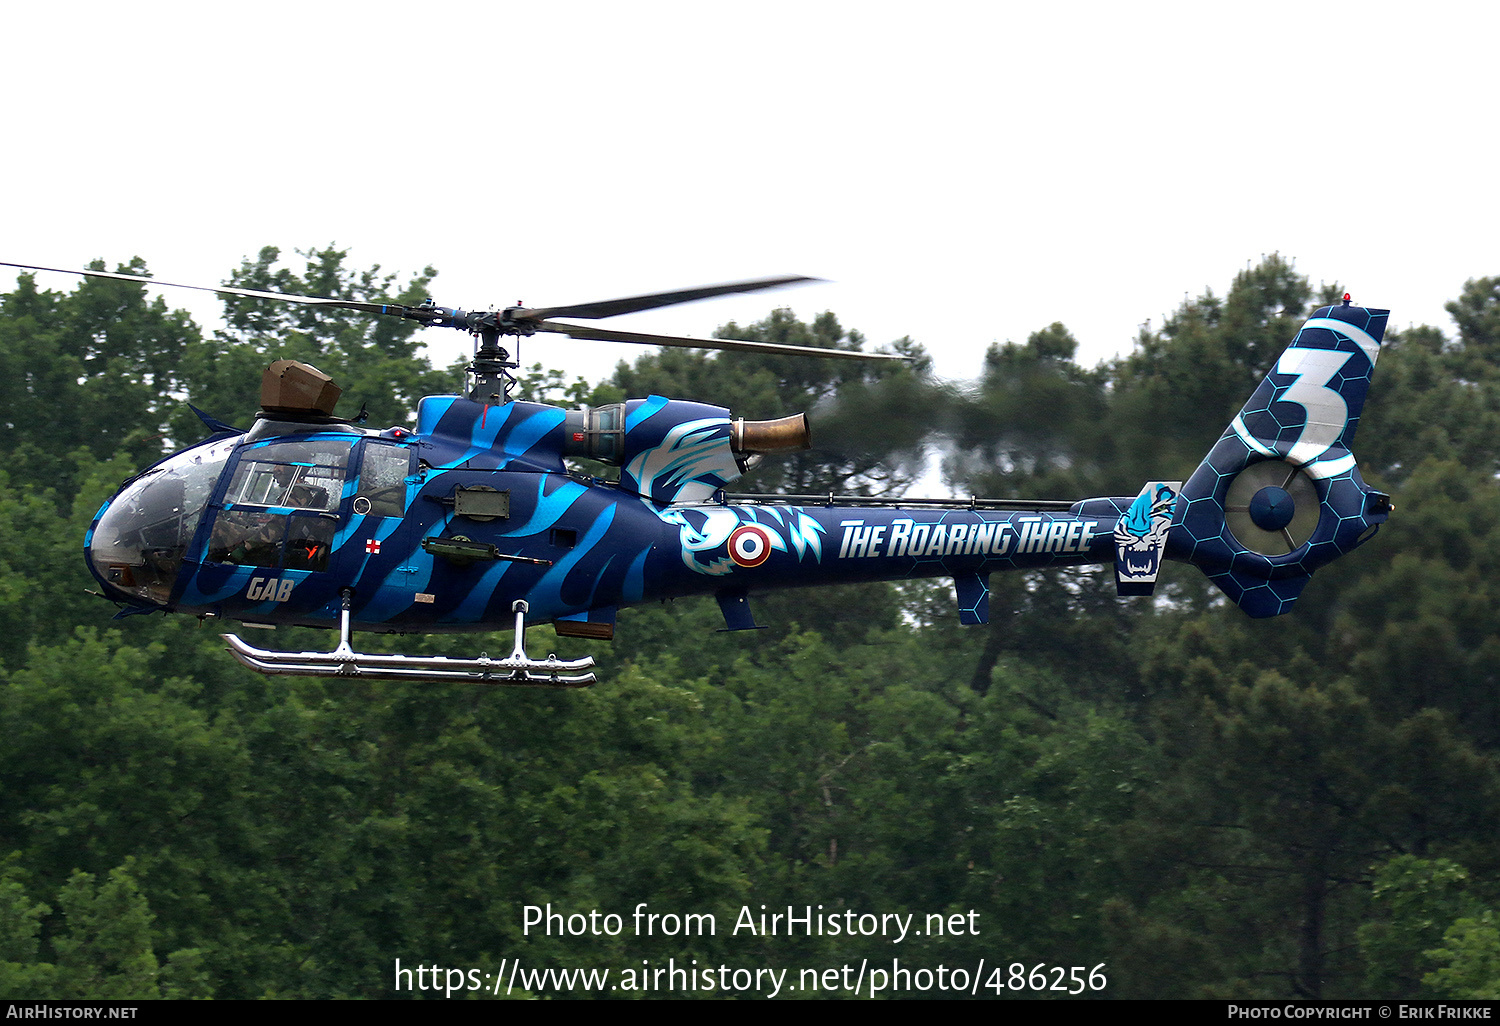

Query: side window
[[208, 510, 289, 568], [225, 440, 353, 512], [355, 444, 411, 518], [284, 517, 337, 572], [208, 510, 337, 571]]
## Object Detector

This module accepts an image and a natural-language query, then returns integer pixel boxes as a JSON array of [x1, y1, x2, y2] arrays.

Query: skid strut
[[223, 595, 596, 687]]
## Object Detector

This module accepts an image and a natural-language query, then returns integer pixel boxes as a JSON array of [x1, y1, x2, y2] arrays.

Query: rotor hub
[[1248, 486, 1296, 532]]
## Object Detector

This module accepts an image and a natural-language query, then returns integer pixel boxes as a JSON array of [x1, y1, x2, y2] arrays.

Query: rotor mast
[[468, 324, 515, 404], [392, 299, 525, 405], [466, 309, 528, 405]]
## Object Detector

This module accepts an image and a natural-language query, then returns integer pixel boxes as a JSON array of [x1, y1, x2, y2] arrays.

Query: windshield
[[88, 437, 239, 604]]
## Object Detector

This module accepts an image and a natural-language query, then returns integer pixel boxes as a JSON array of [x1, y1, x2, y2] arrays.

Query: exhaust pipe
[[732, 413, 811, 454]]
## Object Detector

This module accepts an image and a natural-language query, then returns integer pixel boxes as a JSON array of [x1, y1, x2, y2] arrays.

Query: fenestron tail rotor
[[1223, 458, 1321, 556]]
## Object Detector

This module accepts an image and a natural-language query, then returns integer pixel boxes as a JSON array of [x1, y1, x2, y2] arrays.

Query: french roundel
[[728, 525, 773, 568]]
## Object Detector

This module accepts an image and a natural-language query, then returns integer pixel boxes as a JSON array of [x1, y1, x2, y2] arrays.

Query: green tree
[[613, 308, 934, 495], [0, 263, 199, 496], [946, 322, 1109, 499], [1442, 276, 1500, 381], [1111, 255, 1334, 476], [1426, 911, 1500, 999], [0, 865, 208, 999], [0, 870, 56, 997], [172, 246, 454, 439], [1360, 856, 1485, 997]]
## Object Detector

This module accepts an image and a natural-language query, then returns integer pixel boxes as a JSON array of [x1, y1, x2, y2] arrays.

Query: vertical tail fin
[[1172, 300, 1393, 617]]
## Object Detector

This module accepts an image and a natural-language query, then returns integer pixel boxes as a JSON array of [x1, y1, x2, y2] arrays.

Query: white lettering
[[246, 577, 296, 603], [837, 520, 864, 559], [908, 524, 930, 554], [858, 527, 874, 557], [993, 523, 1013, 554], [923, 525, 948, 556], [889, 519, 913, 557], [946, 524, 968, 555], [971, 523, 994, 554]]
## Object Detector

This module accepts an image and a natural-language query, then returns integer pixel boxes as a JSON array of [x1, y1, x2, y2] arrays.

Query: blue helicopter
[[6, 263, 1392, 687]]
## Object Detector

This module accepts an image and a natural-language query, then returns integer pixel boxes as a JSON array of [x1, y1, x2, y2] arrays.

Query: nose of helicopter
[[86, 485, 188, 608]]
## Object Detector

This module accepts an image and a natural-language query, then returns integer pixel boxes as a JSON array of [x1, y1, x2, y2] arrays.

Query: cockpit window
[[225, 439, 353, 512]]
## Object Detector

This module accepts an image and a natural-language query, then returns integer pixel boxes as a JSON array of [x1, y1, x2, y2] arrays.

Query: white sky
[[4, 1, 1495, 386]]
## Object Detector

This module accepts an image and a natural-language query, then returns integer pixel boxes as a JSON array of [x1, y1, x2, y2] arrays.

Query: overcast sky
[[5, 2, 1494, 386]]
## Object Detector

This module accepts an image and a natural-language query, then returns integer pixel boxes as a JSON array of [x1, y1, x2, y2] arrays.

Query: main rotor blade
[[536, 320, 910, 362], [519, 275, 820, 321], [0, 261, 410, 318]]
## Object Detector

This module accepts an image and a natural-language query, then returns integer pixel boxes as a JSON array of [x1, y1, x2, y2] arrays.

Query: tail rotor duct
[[1224, 459, 1320, 556]]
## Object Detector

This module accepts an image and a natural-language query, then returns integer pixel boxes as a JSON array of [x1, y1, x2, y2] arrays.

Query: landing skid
[[223, 597, 596, 687]]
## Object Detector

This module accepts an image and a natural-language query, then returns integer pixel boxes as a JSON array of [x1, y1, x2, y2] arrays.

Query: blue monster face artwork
[[1113, 482, 1180, 596]]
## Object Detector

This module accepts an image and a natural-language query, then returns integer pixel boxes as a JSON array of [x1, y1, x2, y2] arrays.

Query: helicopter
[[3, 262, 1393, 687]]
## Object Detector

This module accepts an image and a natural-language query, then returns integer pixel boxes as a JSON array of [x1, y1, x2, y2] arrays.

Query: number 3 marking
[[1275, 347, 1353, 466]]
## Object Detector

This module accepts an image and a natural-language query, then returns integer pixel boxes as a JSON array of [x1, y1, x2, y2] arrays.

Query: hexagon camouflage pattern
[[85, 301, 1391, 664], [1174, 301, 1390, 616]]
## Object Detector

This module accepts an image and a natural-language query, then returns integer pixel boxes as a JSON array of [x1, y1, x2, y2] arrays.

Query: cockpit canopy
[[87, 437, 239, 605]]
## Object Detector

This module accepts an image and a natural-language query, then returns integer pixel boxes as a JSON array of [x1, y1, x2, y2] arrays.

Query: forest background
[[2, 251, 1499, 1000]]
